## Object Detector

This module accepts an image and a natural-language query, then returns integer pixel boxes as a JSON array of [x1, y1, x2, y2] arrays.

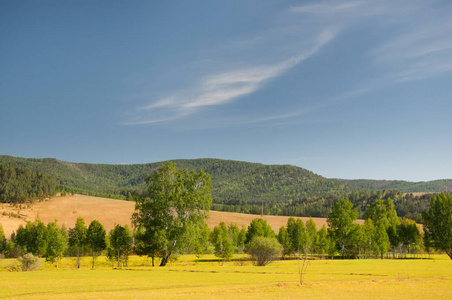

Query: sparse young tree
[[189, 222, 211, 258], [45, 220, 68, 270], [398, 218, 421, 257], [0, 224, 6, 256], [108, 224, 133, 267], [68, 216, 87, 268], [316, 225, 331, 259], [87, 219, 107, 268], [132, 162, 212, 266], [245, 218, 275, 245], [277, 226, 291, 258], [422, 193, 452, 259], [287, 217, 307, 256], [306, 218, 318, 257], [228, 223, 246, 253], [211, 222, 234, 264], [365, 199, 400, 258], [327, 198, 358, 258]]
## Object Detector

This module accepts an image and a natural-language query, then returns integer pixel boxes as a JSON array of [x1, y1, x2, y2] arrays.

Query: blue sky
[[1, 0, 451, 181]]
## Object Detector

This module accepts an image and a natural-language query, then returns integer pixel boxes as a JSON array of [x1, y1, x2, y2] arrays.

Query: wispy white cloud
[[125, 0, 452, 128], [125, 30, 336, 126], [372, 15, 452, 82]]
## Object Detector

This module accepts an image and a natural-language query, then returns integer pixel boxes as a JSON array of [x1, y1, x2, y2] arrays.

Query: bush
[[247, 236, 282, 266], [18, 253, 41, 271]]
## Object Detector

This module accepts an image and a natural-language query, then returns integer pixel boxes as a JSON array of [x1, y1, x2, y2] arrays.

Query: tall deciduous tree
[[68, 216, 87, 268], [306, 218, 318, 257], [132, 162, 212, 266], [87, 219, 107, 268], [0, 224, 6, 255], [45, 220, 68, 270], [277, 226, 290, 257], [245, 218, 275, 245], [422, 193, 452, 259], [211, 221, 234, 263], [327, 198, 358, 258], [365, 199, 400, 257], [108, 224, 133, 267]]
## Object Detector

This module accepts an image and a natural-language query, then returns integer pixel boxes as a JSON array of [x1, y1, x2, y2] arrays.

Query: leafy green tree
[[347, 224, 365, 259], [189, 222, 211, 258], [285, 217, 306, 256], [211, 222, 234, 263], [108, 224, 133, 267], [327, 198, 358, 258], [398, 218, 421, 256], [45, 220, 68, 269], [373, 222, 390, 259], [306, 218, 318, 257], [422, 193, 452, 259], [0, 224, 6, 256], [362, 219, 376, 258], [247, 236, 282, 266], [133, 225, 166, 267], [14, 220, 47, 256], [132, 162, 212, 266], [68, 216, 87, 268], [277, 226, 291, 257], [316, 225, 331, 258], [87, 219, 107, 268], [245, 218, 275, 245], [365, 199, 400, 257]]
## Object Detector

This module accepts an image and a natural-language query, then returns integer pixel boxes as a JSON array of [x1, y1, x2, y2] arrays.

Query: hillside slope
[[342, 179, 452, 193], [0, 156, 356, 204]]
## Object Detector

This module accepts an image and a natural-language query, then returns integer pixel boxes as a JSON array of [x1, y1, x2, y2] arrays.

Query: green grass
[[0, 255, 451, 299]]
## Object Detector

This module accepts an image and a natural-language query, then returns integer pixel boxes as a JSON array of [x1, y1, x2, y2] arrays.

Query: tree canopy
[[422, 193, 452, 259], [132, 162, 212, 266]]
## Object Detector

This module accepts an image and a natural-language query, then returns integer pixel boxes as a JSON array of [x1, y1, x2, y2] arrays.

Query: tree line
[[1, 162, 451, 269], [0, 193, 451, 269]]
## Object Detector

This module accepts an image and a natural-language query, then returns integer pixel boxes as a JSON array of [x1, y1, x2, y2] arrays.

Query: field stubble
[[0, 255, 450, 299]]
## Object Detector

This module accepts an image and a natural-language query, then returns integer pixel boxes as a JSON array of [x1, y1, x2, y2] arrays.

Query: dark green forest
[[0, 164, 58, 203], [0, 155, 448, 222], [341, 179, 452, 193]]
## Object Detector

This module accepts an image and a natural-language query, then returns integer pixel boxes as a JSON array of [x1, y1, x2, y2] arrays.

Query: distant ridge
[[0, 155, 355, 201], [341, 179, 452, 193], [0, 155, 448, 222]]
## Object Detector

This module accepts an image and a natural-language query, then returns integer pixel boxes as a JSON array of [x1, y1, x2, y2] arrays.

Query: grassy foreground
[[0, 255, 451, 299]]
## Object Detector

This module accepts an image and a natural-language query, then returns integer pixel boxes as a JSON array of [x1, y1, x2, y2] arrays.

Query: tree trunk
[[92, 252, 95, 269], [117, 249, 120, 268], [159, 251, 171, 266], [77, 247, 80, 269]]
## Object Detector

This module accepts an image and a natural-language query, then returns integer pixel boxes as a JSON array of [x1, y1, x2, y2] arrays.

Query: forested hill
[[0, 156, 355, 202], [0, 155, 446, 222], [341, 179, 452, 193]]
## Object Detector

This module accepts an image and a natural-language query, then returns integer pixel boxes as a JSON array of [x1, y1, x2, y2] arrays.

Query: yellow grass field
[[0, 195, 355, 236], [0, 254, 451, 299]]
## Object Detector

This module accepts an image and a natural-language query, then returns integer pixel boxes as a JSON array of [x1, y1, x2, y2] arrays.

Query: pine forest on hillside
[[0, 155, 449, 222]]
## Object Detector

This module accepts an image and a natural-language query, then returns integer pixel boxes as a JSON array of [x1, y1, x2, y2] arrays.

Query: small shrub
[[247, 236, 282, 266], [6, 260, 22, 272], [18, 253, 41, 271]]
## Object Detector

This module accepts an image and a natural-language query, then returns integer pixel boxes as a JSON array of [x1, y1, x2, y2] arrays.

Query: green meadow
[[1, 255, 451, 299]]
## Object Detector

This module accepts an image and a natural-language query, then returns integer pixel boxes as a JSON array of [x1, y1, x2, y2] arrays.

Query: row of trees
[[0, 218, 132, 269]]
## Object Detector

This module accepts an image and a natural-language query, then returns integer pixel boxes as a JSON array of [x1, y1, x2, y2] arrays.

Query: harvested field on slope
[[0, 195, 363, 236]]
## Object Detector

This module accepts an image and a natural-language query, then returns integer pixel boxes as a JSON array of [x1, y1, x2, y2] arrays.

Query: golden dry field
[[0, 254, 451, 299], [0, 195, 361, 236]]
